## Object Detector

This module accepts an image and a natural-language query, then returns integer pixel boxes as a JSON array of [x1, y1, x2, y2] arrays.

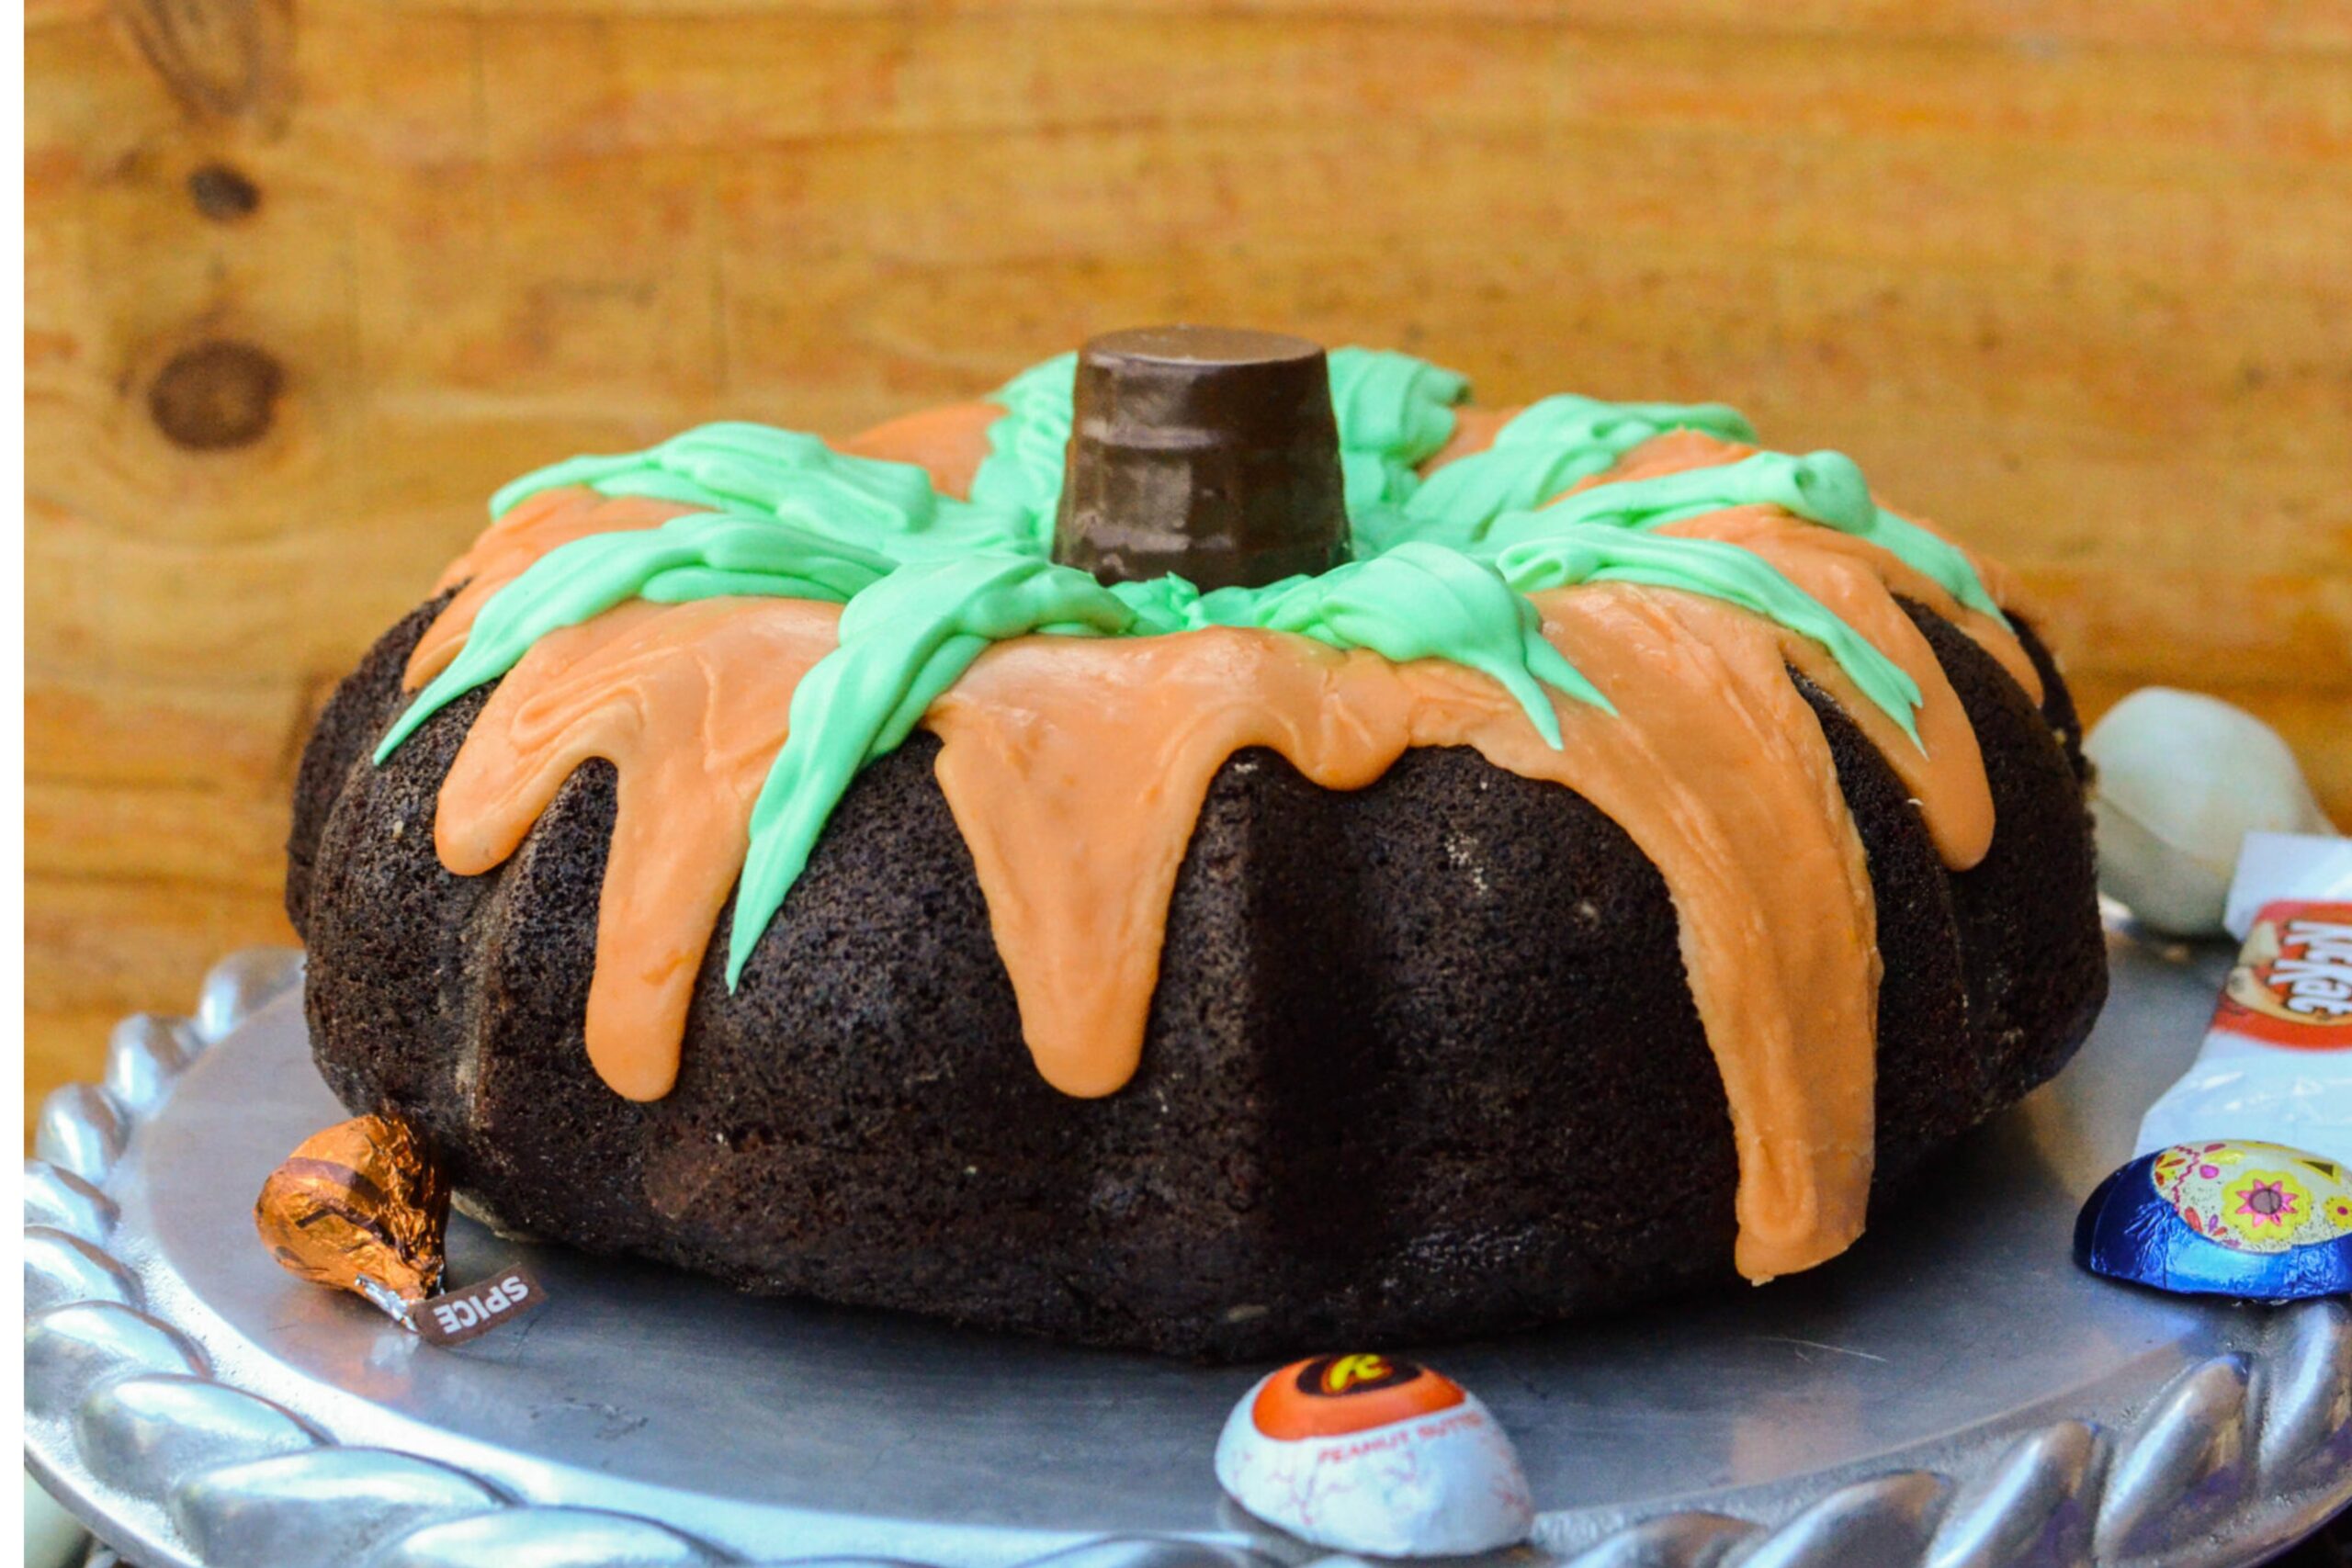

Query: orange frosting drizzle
[[433, 597, 839, 1100], [1559, 427, 2040, 695], [403, 411, 2042, 1281]]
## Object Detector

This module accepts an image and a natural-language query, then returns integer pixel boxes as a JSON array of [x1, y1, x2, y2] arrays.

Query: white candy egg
[[1214, 1353, 1533, 1556], [2085, 688, 2338, 937]]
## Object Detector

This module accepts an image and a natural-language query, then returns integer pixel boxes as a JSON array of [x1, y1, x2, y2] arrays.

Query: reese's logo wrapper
[[256, 1114, 450, 1318], [1215, 1354, 1532, 1556]]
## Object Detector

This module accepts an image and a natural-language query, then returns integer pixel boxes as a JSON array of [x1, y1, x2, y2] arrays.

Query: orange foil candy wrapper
[[1215, 1353, 1533, 1556], [255, 1114, 451, 1325]]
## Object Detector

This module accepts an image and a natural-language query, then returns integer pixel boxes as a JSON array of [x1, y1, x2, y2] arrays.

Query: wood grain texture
[[27, 0, 2352, 1132]]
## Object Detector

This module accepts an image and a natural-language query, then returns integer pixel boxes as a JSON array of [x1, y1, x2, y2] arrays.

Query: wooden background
[[27, 0, 2352, 1138]]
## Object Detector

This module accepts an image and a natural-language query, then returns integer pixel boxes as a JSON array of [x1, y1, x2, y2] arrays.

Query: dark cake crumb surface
[[293, 593, 2104, 1359]]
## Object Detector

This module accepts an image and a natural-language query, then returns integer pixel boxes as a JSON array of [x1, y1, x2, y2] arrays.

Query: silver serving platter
[[23, 928, 2352, 1568]]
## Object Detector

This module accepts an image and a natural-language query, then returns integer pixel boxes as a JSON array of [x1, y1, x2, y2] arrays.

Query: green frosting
[[374, 515, 895, 763], [1326, 349, 1470, 513], [387, 347, 2005, 986], [492, 424, 928, 531], [1473, 449, 2002, 619], [1490, 526, 1922, 744], [488, 423, 1035, 564], [1193, 543, 1608, 746], [1391, 394, 1756, 548], [731, 554, 1139, 984], [966, 355, 1079, 544]]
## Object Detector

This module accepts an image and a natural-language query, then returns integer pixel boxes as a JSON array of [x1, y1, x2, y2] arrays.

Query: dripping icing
[[385, 350, 2039, 1282]]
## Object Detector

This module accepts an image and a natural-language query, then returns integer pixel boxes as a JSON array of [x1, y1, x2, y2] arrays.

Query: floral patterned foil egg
[[1214, 1353, 1533, 1556], [2075, 1139, 2352, 1300]]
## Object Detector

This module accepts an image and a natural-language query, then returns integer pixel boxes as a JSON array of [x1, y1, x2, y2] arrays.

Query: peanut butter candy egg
[[1214, 1353, 1533, 1555]]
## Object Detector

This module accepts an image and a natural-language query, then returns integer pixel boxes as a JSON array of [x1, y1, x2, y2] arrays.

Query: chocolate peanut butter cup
[[1053, 325, 1351, 592]]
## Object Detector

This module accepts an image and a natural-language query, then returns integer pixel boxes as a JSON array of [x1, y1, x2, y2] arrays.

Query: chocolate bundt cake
[[288, 327, 2106, 1359]]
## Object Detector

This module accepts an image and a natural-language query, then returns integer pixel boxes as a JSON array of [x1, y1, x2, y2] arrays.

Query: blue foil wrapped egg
[[2075, 1140, 2352, 1301]]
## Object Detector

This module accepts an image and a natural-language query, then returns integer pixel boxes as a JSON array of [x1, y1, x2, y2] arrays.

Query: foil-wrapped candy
[[255, 1113, 451, 1323], [2076, 836, 2352, 1302], [1215, 1353, 1532, 1556], [2076, 1140, 2352, 1300]]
